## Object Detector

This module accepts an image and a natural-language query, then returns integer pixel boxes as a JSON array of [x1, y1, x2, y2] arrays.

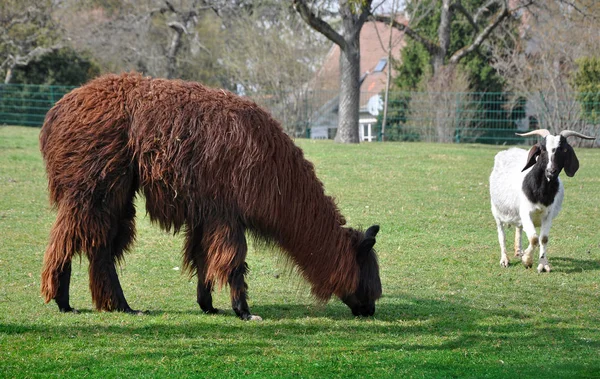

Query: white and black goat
[[489, 129, 595, 272]]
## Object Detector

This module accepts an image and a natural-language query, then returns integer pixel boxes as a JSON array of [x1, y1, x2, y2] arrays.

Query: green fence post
[[454, 92, 461, 143]]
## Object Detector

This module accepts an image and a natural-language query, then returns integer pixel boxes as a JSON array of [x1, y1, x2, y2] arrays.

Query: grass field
[[1, 125, 599, 378]]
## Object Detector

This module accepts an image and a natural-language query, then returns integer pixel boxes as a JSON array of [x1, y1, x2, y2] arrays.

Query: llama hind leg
[[88, 249, 139, 313], [87, 201, 141, 314], [41, 209, 79, 313], [54, 261, 75, 312]]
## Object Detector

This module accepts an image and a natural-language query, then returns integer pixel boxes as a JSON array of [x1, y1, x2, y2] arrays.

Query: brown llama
[[39, 72, 381, 320]]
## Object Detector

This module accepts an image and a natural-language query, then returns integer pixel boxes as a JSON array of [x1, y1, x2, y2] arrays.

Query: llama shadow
[[121, 304, 357, 320]]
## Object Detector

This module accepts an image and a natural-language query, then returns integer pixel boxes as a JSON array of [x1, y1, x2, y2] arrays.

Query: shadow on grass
[[5, 296, 599, 345], [550, 256, 600, 273], [3, 296, 599, 377], [500, 255, 600, 273]]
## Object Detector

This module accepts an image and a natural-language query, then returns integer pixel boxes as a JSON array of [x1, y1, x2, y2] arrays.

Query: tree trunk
[[4, 66, 13, 84], [293, 0, 372, 143], [433, 0, 452, 75], [336, 40, 361, 143], [166, 28, 184, 79]]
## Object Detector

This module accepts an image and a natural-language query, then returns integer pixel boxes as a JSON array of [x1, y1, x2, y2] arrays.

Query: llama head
[[340, 225, 382, 317]]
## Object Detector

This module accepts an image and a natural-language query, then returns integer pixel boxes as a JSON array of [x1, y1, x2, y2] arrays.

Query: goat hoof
[[522, 255, 533, 268], [537, 264, 551, 273]]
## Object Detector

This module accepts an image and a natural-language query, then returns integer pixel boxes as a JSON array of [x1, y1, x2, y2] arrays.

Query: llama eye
[[563, 148, 568, 153]]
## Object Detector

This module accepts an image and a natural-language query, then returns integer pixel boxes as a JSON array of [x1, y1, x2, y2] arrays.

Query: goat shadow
[[550, 256, 600, 273]]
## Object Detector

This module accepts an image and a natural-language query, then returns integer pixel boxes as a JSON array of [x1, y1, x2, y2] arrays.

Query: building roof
[[312, 17, 407, 108]]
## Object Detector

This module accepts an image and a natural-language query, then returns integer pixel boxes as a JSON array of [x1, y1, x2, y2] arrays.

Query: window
[[373, 58, 387, 73]]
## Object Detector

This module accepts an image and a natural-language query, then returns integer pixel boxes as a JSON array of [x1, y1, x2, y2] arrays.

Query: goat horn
[[515, 129, 550, 138], [559, 130, 596, 140]]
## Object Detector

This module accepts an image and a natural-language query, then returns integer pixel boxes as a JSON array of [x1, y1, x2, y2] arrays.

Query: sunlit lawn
[[1, 125, 599, 377]]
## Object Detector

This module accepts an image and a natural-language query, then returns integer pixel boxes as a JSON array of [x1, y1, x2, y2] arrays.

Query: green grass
[[1, 125, 599, 378]]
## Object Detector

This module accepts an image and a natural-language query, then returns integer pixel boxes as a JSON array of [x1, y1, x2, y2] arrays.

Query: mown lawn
[[1, 125, 599, 378]]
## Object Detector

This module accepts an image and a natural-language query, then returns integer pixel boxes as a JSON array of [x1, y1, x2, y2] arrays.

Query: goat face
[[341, 225, 382, 317], [522, 135, 580, 181]]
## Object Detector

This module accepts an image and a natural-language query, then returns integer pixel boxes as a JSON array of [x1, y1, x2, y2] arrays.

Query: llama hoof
[[203, 307, 219, 315], [537, 263, 551, 273], [59, 306, 79, 314], [122, 308, 145, 315], [240, 314, 263, 321], [500, 257, 509, 268]]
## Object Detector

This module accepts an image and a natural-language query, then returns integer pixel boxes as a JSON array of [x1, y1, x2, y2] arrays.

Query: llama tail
[[41, 210, 79, 303]]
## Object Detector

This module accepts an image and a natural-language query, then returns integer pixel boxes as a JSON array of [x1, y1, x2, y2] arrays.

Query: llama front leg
[[229, 262, 261, 321], [183, 226, 219, 314], [203, 221, 260, 320], [197, 279, 218, 314]]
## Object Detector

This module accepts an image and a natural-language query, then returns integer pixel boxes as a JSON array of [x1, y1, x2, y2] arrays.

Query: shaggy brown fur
[[40, 72, 381, 319]]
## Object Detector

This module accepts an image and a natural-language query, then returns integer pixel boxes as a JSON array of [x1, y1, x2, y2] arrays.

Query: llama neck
[[242, 154, 360, 301]]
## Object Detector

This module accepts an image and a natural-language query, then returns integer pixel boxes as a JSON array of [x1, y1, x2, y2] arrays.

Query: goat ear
[[563, 145, 579, 177], [522, 143, 541, 172]]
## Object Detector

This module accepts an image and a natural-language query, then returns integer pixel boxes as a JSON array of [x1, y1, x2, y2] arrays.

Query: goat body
[[489, 130, 594, 273], [490, 147, 564, 271]]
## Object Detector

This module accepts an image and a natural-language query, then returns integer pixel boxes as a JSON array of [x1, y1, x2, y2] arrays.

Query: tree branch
[[473, 0, 501, 24], [448, 0, 534, 64], [452, 1, 479, 32], [13, 45, 62, 67], [292, 0, 345, 49], [370, 14, 441, 57], [168, 21, 188, 34]]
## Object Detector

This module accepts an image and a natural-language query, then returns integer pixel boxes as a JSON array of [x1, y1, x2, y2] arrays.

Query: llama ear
[[365, 225, 380, 239], [358, 225, 379, 256], [522, 143, 541, 172], [563, 145, 579, 177]]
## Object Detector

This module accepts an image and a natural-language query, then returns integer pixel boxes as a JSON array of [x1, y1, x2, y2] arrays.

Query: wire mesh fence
[[1, 83, 598, 146], [259, 89, 600, 146], [0, 84, 74, 127]]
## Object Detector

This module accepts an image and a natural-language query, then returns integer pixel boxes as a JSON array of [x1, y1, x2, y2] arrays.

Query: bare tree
[[151, 0, 216, 79], [489, 0, 600, 141], [293, 0, 374, 143], [0, 0, 63, 83], [221, 2, 329, 135], [372, 0, 537, 81], [57, 0, 224, 82], [377, 0, 401, 141]]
